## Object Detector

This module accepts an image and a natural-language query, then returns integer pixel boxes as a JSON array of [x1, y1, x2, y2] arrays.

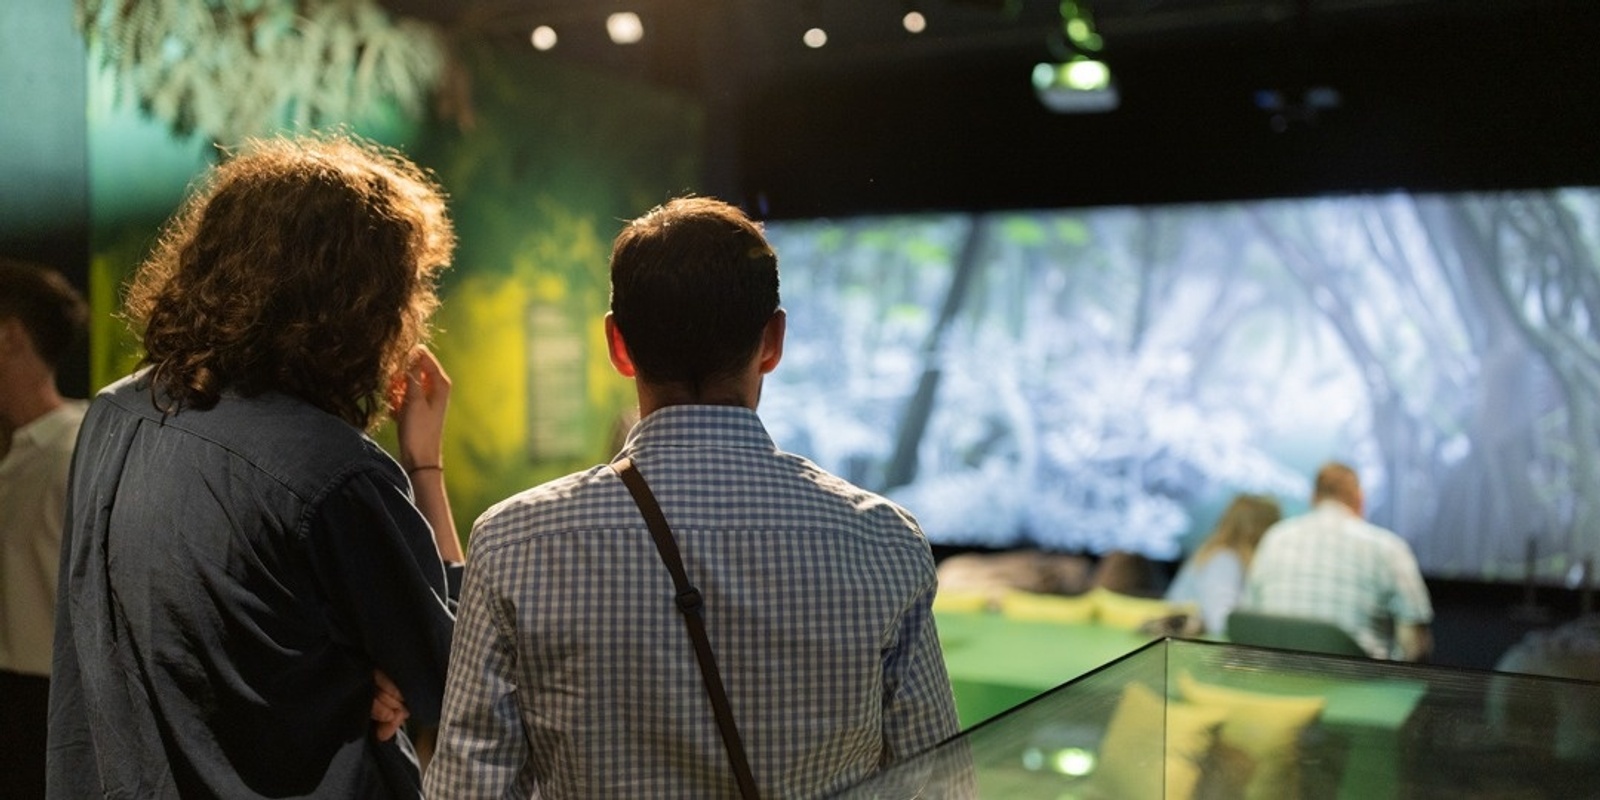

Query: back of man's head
[[0, 257, 88, 374], [608, 197, 779, 393], [1312, 461, 1362, 512]]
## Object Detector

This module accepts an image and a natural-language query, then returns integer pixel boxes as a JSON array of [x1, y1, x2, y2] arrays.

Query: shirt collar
[[1312, 498, 1358, 517], [621, 404, 777, 455]]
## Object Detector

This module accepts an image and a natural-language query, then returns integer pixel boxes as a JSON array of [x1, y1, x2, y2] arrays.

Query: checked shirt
[[426, 404, 959, 799]]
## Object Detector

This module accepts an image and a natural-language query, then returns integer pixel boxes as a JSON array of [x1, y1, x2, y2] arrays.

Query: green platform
[[934, 611, 1428, 799]]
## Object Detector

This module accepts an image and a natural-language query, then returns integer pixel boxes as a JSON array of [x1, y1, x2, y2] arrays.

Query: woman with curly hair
[[49, 133, 464, 799]]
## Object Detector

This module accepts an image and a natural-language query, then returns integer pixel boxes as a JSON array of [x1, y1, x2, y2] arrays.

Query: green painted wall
[[412, 44, 703, 529]]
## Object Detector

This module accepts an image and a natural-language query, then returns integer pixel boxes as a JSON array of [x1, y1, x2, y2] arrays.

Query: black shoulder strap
[[610, 457, 761, 800]]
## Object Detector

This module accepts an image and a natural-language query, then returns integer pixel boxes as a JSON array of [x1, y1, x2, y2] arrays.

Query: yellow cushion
[[931, 587, 996, 614], [997, 589, 1097, 623], [1177, 672, 1327, 800], [1094, 681, 1227, 800], [1091, 587, 1192, 630]]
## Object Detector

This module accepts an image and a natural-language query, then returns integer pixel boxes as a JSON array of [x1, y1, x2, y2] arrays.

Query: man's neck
[[0, 378, 64, 461], [635, 378, 759, 418], [0, 378, 64, 432]]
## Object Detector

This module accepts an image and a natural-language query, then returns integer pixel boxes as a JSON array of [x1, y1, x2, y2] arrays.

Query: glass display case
[[835, 637, 1600, 799]]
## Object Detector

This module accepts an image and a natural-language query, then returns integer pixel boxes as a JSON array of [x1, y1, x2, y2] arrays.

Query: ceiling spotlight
[[530, 25, 557, 51], [903, 12, 927, 34], [803, 27, 828, 48], [1032, 58, 1119, 113], [1065, 18, 1101, 52], [606, 12, 644, 45], [1060, 0, 1103, 51], [1034, 1, 1116, 113]]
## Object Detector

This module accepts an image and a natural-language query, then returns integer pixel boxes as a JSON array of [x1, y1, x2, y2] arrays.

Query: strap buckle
[[676, 587, 705, 616]]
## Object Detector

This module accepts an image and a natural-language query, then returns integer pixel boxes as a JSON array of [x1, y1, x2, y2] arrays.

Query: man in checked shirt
[[426, 196, 960, 798]]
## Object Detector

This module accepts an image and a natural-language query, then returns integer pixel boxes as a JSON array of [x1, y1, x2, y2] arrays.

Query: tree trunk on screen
[[881, 214, 989, 492], [1244, 205, 1414, 513], [1412, 194, 1568, 579]]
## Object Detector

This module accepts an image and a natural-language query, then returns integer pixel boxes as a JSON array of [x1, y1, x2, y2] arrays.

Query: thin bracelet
[[407, 464, 443, 474]]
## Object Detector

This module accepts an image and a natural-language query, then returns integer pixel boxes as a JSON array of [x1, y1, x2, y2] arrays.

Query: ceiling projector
[[1033, 59, 1120, 114]]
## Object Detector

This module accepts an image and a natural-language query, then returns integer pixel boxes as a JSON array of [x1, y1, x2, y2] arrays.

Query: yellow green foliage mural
[[410, 42, 702, 531]]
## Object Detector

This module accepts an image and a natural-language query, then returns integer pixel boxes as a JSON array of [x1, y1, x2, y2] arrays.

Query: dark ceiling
[[377, 0, 1600, 216], [380, 0, 1564, 94]]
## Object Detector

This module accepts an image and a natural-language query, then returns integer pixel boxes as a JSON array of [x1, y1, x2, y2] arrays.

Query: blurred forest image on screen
[[759, 189, 1600, 584]]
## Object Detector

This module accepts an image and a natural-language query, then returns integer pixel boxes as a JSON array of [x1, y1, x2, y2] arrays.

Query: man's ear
[[604, 313, 637, 378], [757, 310, 785, 374]]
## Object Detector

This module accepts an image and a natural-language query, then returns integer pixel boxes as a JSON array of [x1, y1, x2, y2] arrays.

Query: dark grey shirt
[[48, 374, 459, 799]]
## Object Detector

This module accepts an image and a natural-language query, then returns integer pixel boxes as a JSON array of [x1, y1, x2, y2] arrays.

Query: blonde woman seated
[[1164, 494, 1282, 634]]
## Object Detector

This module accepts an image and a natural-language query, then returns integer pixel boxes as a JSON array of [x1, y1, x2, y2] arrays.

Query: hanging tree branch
[[76, 0, 450, 145]]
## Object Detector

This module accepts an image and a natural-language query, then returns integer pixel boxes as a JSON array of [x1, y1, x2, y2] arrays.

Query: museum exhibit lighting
[[606, 11, 644, 44], [1034, 0, 1118, 113]]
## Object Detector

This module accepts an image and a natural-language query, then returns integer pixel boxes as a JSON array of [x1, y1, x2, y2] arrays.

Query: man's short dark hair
[[124, 132, 454, 430], [608, 197, 779, 392], [0, 258, 88, 373]]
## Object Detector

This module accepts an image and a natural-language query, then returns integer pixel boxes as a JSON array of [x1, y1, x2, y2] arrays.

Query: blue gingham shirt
[[425, 405, 959, 799], [1242, 501, 1434, 659]]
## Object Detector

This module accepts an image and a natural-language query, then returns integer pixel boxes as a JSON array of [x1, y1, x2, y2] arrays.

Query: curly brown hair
[[124, 132, 454, 430]]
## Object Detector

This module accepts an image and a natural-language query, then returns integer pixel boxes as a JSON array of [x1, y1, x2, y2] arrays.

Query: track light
[[1033, 1, 1117, 113], [1033, 59, 1118, 113], [606, 12, 643, 45]]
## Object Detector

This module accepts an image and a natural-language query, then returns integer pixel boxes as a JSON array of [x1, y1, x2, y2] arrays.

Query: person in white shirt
[[1243, 461, 1434, 661], [0, 258, 88, 798]]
